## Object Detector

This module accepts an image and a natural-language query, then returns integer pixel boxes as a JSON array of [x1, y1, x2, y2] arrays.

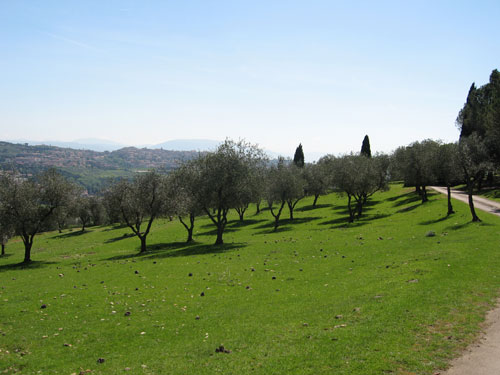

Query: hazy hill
[[0, 141, 199, 193]]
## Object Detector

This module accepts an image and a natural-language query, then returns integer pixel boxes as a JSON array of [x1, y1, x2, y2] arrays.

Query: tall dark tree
[[457, 70, 500, 165], [0, 169, 74, 263], [293, 143, 305, 168], [360, 135, 372, 158]]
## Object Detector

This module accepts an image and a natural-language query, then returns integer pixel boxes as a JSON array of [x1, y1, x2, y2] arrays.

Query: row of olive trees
[[1, 135, 494, 263], [391, 137, 493, 222], [0, 140, 397, 262]]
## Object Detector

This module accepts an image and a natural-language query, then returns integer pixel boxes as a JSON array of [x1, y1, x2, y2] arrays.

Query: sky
[[1, 0, 499, 156]]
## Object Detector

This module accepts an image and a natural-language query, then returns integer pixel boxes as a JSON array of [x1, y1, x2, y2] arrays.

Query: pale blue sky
[[1, 1, 499, 156]]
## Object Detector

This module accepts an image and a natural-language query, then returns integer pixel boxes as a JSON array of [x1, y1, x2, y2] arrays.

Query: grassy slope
[[1, 184, 500, 375]]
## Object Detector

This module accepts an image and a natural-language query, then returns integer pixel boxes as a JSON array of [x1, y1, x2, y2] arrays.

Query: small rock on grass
[[215, 345, 231, 354], [97, 358, 105, 364]]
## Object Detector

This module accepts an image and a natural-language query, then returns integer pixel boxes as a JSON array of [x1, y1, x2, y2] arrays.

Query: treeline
[[1, 69, 499, 264]]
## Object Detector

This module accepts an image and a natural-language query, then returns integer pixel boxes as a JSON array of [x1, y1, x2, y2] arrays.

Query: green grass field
[[2, 184, 500, 374]]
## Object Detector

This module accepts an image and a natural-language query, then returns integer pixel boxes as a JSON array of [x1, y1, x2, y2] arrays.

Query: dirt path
[[430, 187, 500, 374], [430, 186, 500, 217], [441, 302, 500, 375]]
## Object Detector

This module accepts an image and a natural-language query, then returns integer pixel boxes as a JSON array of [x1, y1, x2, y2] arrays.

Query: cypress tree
[[293, 143, 305, 168], [360, 135, 372, 158]]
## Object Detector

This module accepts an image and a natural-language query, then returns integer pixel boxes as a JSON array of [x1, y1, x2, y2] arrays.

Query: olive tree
[[304, 160, 330, 207], [457, 133, 493, 222], [105, 170, 170, 252], [0, 169, 74, 263], [329, 154, 389, 222], [195, 139, 266, 244], [432, 143, 461, 215], [392, 140, 440, 203], [75, 195, 93, 232], [0, 221, 14, 256], [168, 160, 203, 243], [265, 158, 305, 231]]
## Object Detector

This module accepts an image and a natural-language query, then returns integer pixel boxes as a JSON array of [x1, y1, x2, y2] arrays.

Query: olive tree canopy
[[0, 169, 75, 263]]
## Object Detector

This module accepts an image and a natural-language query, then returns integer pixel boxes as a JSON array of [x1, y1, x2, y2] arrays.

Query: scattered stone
[[124, 367, 131, 371], [353, 307, 361, 312], [299, 268, 303, 271], [40, 304, 47, 309], [124, 311, 131, 316], [303, 323, 309, 327], [215, 345, 231, 353], [188, 273, 193, 277], [200, 292, 205, 297], [134, 270, 139, 274], [378, 237, 383, 240], [335, 315, 343, 319], [272, 276, 276, 280], [334, 324, 347, 329], [97, 358, 105, 363], [58, 273, 64, 277], [425, 231, 436, 237], [245, 286, 251, 290], [195, 316, 200, 320], [407, 279, 419, 283]]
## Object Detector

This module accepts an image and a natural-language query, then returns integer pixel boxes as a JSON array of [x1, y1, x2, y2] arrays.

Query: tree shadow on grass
[[319, 212, 390, 229], [445, 221, 494, 231], [198, 226, 238, 237], [105, 241, 245, 261], [392, 195, 421, 207], [103, 224, 127, 231], [253, 217, 321, 234], [0, 260, 57, 272], [396, 204, 421, 213], [254, 226, 293, 235], [105, 233, 136, 243], [226, 219, 267, 229], [419, 215, 454, 225], [52, 230, 91, 239], [296, 203, 332, 212], [386, 190, 416, 202]]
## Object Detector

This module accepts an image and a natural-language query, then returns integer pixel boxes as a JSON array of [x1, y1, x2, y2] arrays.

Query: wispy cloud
[[43, 31, 96, 51]]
